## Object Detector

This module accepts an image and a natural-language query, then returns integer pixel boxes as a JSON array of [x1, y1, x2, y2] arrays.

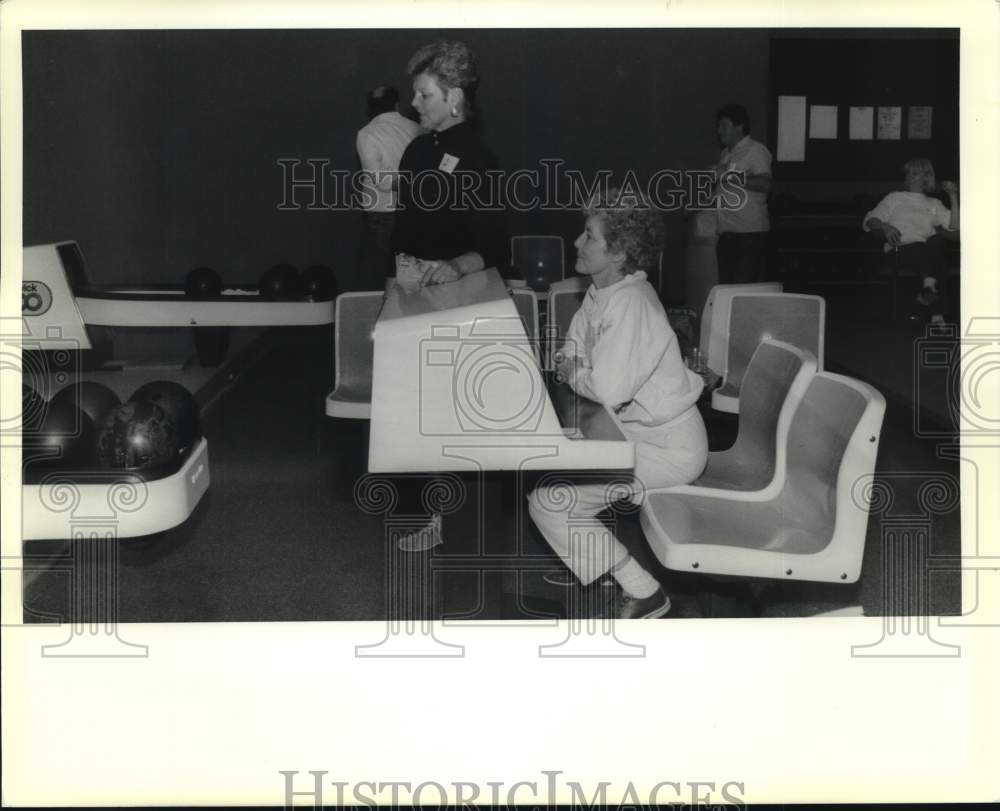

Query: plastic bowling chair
[[693, 339, 817, 494], [509, 287, 541, 364], [544, 276, 589, 368], [511, 235, 565, 293], [326, 292, 383, 419], [699, 282, 784, 375], [640, 372, 885, 583], [712, 292, 825, 414]]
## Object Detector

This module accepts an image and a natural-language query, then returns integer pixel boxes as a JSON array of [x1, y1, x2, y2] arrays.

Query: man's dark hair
[[366, 86, 399, 121], [716, 103, 751, 135]]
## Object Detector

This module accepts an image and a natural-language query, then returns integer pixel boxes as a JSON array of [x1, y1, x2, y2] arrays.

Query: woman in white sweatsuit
[[528, 191, 707, 619]]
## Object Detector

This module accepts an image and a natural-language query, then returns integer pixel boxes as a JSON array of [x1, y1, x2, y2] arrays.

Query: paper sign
[[908, 106, 933, 139], [877, 106, 902, 140], [777, 95, 807, 161], [849, 106, 874, 140], [809, 105, 838, 139]]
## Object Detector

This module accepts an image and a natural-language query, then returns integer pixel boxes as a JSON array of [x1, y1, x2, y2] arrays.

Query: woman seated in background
[[863, 157, 959, 323], [528, 189, 707, 620]]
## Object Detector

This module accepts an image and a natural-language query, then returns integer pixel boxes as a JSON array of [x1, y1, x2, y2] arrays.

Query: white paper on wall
[[849, 106, 874, 140], [809, 105, 838, 139], [877, 106, 902, 140], [777, 95, 807, 161], [908, 106, 933, 139]]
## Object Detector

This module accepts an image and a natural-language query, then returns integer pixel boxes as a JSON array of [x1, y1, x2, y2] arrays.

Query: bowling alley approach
[[15, 27, 964, 623]]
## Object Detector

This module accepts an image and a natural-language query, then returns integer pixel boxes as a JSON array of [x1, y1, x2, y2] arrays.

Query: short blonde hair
[[903, 157, 935, 178], [583, 188, 664, 274], [406, 40, 480, 116]]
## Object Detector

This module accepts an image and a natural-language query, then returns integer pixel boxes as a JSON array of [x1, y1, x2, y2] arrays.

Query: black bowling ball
[[50, 381, 121, 428], [258, 264, 302, 299], [129, 380, 200, 455], [34, 398, 98, 469], [300, 264, 337, 301], [96, 400, 180, 472], [185, 267, 223, 297], [21, 383, 47, 434]]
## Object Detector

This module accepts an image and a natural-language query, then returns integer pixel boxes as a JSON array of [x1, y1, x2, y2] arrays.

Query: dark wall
[[23, 28, 770, 298], [768, 33, 959, 183]]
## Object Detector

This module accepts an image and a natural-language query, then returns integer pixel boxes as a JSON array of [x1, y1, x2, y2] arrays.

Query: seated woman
[[863, 157, 959, 322], [528, 190, 707, 619]]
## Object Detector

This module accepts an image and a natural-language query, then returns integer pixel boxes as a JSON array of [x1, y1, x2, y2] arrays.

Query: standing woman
[[391, 40, 507, 284], [388, 40, 508, 552]]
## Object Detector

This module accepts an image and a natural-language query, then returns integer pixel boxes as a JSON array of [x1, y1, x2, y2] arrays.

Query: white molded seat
[[509, 287, 540, 364], [641, 372, 886, 584], [544, 276, 589, 367], [511, 235, 565, 292], [712, 292, 825, 414], [693, 339, 817, 495], [326, 291, 383, 419], [700, 282, 783, 375]]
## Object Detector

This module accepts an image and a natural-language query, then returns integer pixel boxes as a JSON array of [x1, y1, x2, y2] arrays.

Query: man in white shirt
[[713, 104, 772, 284], [356, 86, 422, 279]]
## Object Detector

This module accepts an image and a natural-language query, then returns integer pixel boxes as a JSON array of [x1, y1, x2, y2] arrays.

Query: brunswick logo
[[189, 463, 205, 485], [22, 281, 53, 315]]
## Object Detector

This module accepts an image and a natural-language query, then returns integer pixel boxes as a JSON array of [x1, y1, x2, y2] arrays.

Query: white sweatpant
[[528, 406, 708, 585]]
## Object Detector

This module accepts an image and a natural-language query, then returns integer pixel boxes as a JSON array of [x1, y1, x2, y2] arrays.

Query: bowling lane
[[23, 326, 377, 621], [22, 320, 931, 622]]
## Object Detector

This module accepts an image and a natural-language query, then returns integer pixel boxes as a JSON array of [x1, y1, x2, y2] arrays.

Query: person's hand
[[939, 180, 958, 196], [883, 225, 903, 247], [418, 259, 461, 286]]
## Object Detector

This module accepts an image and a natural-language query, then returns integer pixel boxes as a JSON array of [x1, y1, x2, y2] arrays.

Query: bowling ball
[[33, 397, 98, 469], [21, 384, 47, 434], [185, 267, 223, 297], [96, 400, 180, 472], [300, 264, 337, 301], [50, 381, 121, 428], [129, 380, 200, 455], [258, 264, 302, 299]]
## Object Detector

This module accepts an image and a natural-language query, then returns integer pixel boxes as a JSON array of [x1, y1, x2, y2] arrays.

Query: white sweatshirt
[[561, 271, 704, 428]]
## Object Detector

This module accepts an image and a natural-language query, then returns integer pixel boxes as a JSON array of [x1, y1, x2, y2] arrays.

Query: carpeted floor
[[22, 305, 962, 623]]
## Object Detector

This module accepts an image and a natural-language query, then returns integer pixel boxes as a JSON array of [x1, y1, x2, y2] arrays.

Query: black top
[[390, 121, 508, 270]]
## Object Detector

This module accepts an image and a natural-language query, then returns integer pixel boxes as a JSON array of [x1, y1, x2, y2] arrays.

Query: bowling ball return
[[23, 241, 337, 368], [21, 437, 211, 541], [21, 378, 211, 542]]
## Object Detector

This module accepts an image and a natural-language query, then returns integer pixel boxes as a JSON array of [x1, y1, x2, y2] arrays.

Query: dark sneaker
[[607, 586, 672, 619], [543, 569, 615, 587]]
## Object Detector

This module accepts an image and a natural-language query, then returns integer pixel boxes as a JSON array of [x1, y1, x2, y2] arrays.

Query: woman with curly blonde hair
[[528, 189, 707, 619]]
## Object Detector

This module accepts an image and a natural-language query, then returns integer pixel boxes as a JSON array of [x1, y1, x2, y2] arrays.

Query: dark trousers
[[361, 211, 397, 280], [716, 231, 768, 284], [895, 236, 947, 280], [895, 235, 950, 319]]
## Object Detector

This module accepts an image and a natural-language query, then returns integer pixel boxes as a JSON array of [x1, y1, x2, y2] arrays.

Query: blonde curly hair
[[583, 187, 664, 274]]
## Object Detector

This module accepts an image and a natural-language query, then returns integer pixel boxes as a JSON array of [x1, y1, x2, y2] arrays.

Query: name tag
[[438, 153, 460, 173]]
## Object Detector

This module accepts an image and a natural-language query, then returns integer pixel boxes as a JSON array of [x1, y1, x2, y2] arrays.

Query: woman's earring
[[451, 106, 459, 117]]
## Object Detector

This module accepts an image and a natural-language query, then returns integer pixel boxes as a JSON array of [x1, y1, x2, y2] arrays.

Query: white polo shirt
[[355, 112, 422, 212], [716, 135, 772, 234], [863, 191, 953, 248]]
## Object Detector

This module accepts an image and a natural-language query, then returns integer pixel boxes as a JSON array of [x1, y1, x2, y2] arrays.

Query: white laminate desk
[[368, 269, 634, 473]]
